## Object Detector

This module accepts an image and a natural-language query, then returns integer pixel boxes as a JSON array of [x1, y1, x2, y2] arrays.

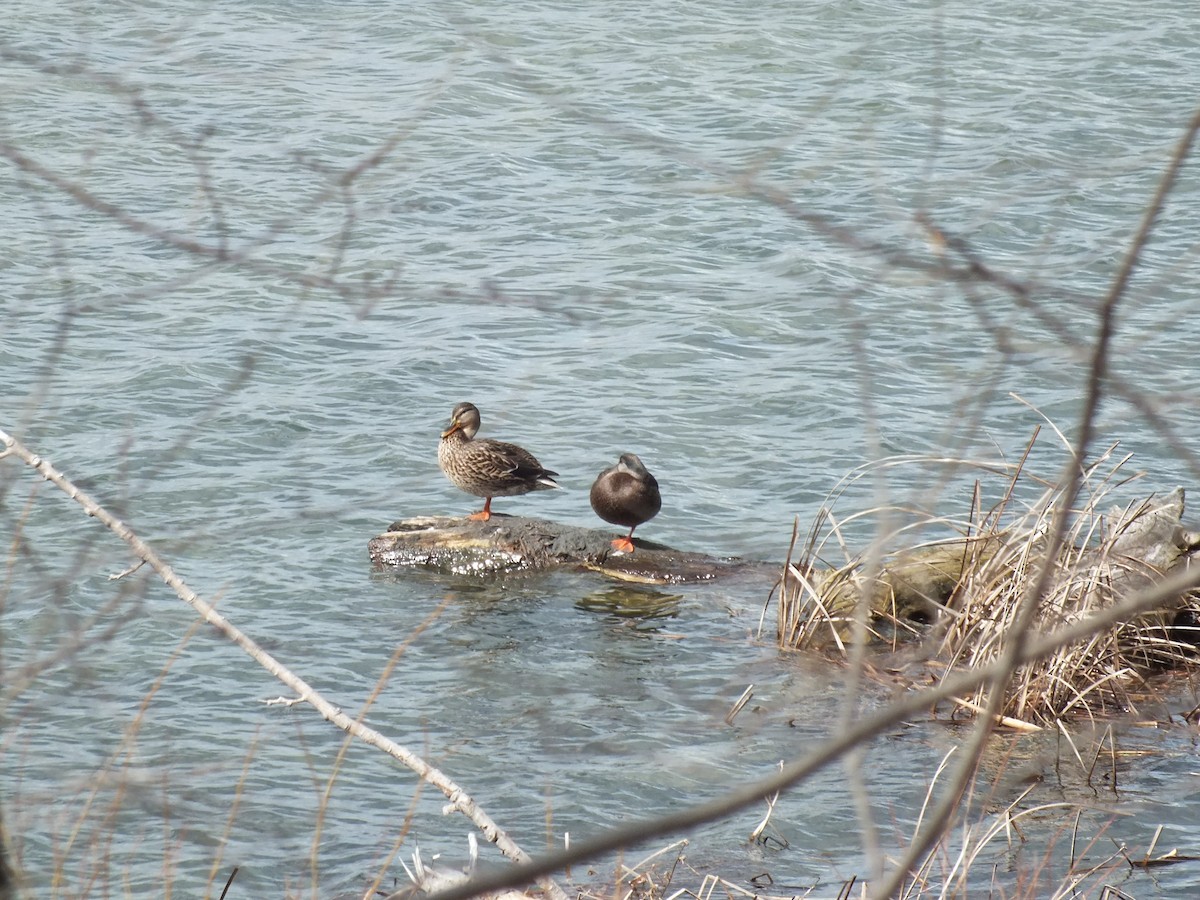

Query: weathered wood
[[786, 488, 1200, 647], [806, 536, 1005, 626], [372, 492, 1200, 646], [368, 515, 776, 585]]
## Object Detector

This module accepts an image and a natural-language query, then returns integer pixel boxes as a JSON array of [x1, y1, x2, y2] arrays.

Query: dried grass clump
[[778, 437, 1200, 723], [889, 741, 1195, 900], [580, 804, 1173, 900], [576, 840, 825, 900]]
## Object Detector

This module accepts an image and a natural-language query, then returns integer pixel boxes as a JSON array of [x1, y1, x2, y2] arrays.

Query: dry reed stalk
[[0, 427, 569, 900], [779, 435, 1200, 723], [576, 840, 823, 900], [943, 460, 1200, 723], [890, 742, 1140, 900]]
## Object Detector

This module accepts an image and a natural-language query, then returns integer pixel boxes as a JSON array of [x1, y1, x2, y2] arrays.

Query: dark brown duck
[[589, 453, 661, 553]]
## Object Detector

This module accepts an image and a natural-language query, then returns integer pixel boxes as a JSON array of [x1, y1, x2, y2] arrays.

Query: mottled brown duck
[[589, 452, 661, 553], [438, 402, 560, 521]]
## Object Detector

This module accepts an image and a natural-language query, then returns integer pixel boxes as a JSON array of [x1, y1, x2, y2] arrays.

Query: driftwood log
[[368, 515, 777, 584], [372, 491, 1199, 644], [787, 487, 1200, 648], [374, 493, 1200, 720]]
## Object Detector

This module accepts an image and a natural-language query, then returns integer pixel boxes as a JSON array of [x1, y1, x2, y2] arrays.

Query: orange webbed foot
[[466, 498, 493, 521], [610, 536, 635, 553]]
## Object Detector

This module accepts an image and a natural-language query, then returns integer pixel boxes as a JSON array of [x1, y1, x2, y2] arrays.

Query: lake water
[[4, 1, 1200, 896]]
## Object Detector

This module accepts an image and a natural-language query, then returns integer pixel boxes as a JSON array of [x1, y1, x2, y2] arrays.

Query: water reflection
[[575, 584, 683, 626]]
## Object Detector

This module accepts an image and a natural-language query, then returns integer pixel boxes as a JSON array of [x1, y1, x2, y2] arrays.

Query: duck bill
[[441, 421, 463, 439]]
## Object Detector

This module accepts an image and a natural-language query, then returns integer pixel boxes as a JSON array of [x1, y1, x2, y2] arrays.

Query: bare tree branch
[[0, 426, 569, 900], [870, 107, 1200, 899], [397, 551, 1200, 900]]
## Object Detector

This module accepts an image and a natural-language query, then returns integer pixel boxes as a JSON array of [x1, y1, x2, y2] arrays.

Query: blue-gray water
[[4, 1, 1200, 896]]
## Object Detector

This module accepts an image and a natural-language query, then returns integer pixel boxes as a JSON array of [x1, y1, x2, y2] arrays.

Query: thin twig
[[0, 426, 568, 900], [868, 108, 1200, 900], [403, 553, 1200, 900]]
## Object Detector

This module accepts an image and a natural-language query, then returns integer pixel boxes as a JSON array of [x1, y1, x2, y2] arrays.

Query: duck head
[[615, 453, 652, 481], [441, 402, 482, 440]]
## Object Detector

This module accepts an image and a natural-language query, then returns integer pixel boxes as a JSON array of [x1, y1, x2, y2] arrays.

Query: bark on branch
[[0, 427, 568, 900]]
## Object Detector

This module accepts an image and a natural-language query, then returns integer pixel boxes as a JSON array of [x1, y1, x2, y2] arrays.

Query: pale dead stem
[[312, 596, 453, 898], [892, 744, 1134, 900], [867, 107, 1200, 900], [204, 731, 260, 900], [0, 427, 569, 900], [49, 616, 204, 893], [398, 553, 1200, 900], [410, 106, 1200, 900], [935, 444, 1162, 722], [746, 763, 782, 844], [575, 840, 814, 900], [774, 426, 1196, 892], [364, 775, 438, 900]]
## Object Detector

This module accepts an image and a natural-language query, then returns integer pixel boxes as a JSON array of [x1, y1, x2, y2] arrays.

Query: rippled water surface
[[4, 1, 1200, 896]]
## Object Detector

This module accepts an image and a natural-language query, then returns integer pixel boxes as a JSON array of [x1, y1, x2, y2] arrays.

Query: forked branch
[[0, 427, 568, 900]]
